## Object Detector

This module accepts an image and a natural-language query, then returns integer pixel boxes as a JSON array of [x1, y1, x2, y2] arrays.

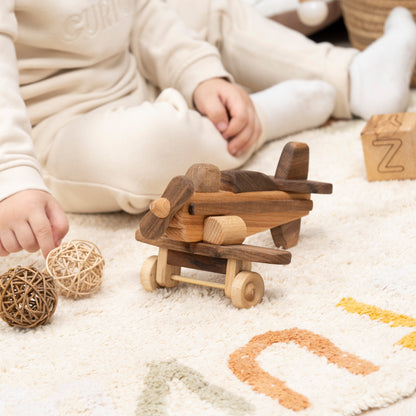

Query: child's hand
[[193, 78, 262, 156], [0, 190, 69, 258]]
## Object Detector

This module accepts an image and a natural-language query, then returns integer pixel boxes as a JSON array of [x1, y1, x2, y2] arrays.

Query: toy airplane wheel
[[140, 255, 159, 292], [231, 271, 264, 308]]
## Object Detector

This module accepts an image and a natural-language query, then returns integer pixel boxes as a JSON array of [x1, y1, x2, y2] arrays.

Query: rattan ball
[[0, 266, 58, 328], [46, 240, 105, 299]]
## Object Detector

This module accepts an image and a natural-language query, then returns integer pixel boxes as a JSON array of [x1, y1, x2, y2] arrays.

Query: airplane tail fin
[[271, 142, 309, 249], [274, 141, 309, 180]]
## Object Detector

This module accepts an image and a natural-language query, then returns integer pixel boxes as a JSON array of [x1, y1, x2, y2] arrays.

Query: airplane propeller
[[139, 175, 194, 240]]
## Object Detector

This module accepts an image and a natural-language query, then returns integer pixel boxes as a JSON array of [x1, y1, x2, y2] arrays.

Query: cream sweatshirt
[[0, 0, 231, 202]]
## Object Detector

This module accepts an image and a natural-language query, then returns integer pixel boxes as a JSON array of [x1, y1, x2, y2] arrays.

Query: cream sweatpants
[[41, 0, 357, 214]]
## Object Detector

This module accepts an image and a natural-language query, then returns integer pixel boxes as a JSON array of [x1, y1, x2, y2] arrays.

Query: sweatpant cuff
[[323, 45, 358, 119]]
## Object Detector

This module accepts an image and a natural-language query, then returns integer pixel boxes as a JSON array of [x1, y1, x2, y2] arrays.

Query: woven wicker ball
[[0, 266, 58, 328], [46, 240, 105, 299]]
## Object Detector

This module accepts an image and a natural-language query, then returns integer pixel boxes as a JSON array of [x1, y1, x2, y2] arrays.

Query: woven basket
[[341, 0, 416, 87]]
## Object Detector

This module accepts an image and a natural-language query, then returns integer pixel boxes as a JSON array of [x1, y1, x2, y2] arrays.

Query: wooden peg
[[149, 198, 170, 218], [203, 216, 247, 245], [361, 112, 416, 181]]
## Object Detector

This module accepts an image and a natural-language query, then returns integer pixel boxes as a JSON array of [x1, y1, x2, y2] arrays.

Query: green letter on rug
[[136, 359, 254, 416]]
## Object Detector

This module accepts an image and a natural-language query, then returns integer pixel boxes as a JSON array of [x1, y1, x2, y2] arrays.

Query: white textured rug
[[1, 98, 416, 416]]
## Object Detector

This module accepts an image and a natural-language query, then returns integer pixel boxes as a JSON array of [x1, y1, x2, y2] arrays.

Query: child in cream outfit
[[1, 0, 416, 257]]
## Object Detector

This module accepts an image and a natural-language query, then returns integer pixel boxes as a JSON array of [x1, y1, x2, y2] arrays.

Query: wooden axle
[[170, 275, 226, 290], [139, 247, 262, 308]]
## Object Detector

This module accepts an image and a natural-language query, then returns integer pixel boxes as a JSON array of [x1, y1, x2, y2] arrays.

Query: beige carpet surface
[[1, 96, 416, 415]]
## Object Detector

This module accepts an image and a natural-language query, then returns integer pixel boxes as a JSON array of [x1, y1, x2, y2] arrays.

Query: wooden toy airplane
[[136, 142, 332, 308]]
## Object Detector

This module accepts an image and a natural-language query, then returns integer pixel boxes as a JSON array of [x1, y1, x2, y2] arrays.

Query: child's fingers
[[0, 241, 8, 257], [224, 114, 250, 140], [209, 103, 230, 134], [29, 211, 56, 258], [196, 94, 229, 133], [0, 229, 21, 255], [14, 222, 39, 253], [222, 88, 258, 141], [46, 198, 69, 247], [193, 79, 262, 152], [222, 103, 248, 139], [0, 190, 68, 258], [227, 120, 255, 155], [227, 109, 261, 156], [227, 126, 254, 156]]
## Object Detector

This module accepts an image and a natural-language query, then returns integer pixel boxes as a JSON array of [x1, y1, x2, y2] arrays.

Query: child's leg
[[40, 89, 256, 214], [167, 0, 416, 120], [250, 80, 336, 144], [166, 0, 355, 118], [349, 7, 416, 120]]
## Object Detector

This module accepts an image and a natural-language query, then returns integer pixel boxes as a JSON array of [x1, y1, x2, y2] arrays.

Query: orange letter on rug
[[228, 328, 379, 411], [338, 297, 416, 350]]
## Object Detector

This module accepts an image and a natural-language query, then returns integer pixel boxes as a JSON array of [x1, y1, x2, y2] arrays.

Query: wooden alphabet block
[[361, 113, 416, 181]]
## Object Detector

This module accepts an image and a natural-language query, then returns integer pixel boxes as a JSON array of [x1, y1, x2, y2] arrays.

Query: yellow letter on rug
[[337, 297, 416, 350]]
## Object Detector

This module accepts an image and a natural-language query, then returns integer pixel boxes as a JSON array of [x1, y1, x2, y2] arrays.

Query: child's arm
[[130, 0, 232, 108], [131, 0, 261, 156], [0, 3, 68, 257], [193, 78, 262, 157]]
